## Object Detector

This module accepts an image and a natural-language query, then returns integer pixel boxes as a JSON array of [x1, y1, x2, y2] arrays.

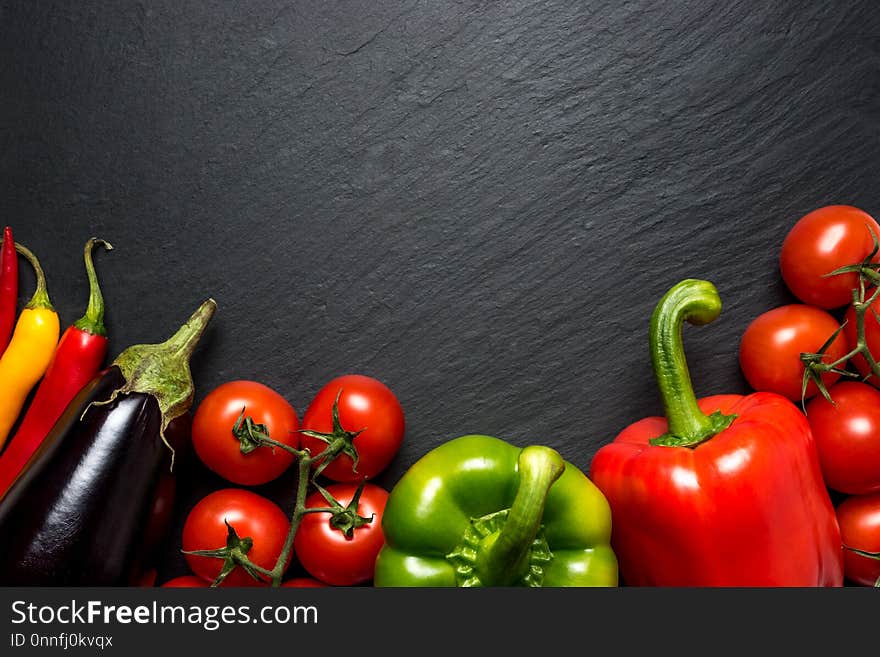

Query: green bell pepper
[[373, 435, 618, 587]]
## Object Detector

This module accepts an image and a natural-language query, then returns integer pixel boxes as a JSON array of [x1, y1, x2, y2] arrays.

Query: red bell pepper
[[0, 226, 18, 354], [0, 238, 111, 497], [588, 279, 843, 586]]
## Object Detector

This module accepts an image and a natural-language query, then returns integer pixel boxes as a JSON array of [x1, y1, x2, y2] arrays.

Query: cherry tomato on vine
[[738, 304, 849, 402], [299, 374, 405, 482], [182, 488, 290, 587], [192, 380, 300, 486], [137, 569, 158, 587], [161, 575, 210, 588], [281, 577, 328, 588], [843, 299, 880, 388], [780, 205, 880, 309], [294, 482, 388, 586], [836, 492, 880, 586], [804, 382, 880, 495]]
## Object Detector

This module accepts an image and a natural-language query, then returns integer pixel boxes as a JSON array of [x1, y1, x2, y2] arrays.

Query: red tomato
[[738, 305, 849, 402], [294, 482, 388, 586], [843, 300, 880, 388], [836, 493, 880, 586], [182, 488, 290, 587], [780, 205, 880, 309], [192, 380, 300, 486], [805, 382, 880, 495], [299, 375, 405, 482], [161, 575, 210, 588], [281, 577, 328, 588]]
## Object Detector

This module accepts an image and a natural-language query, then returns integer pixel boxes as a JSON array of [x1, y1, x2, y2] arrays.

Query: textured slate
[[1, 1, 879, 583]]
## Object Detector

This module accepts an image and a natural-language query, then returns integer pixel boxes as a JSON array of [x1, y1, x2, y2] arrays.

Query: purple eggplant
[[0, 299, 215, 585]]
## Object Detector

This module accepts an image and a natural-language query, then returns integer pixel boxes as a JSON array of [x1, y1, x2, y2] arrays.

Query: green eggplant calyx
[[182, 521, 265, 587], [446, 509, 553, 587], [83, 298, 217, 466], [445, 445, 563, 587], [648, 279, 736, 449], [297, 389, 364, 478]]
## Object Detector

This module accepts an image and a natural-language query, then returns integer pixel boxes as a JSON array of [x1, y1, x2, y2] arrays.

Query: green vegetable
[[373, 434, 618, 587]]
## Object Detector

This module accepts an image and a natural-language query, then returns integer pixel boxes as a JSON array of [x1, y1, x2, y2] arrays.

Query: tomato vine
[[801, 230, 880, 406], [184, 396, 372, 587]]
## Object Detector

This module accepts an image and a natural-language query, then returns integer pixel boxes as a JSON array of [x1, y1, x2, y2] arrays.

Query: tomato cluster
[[160, 374, 405, 588], [738, 204, 880, 586]]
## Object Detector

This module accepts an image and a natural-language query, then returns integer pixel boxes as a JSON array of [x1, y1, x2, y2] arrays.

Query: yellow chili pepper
[[0, 242, 60, 449]]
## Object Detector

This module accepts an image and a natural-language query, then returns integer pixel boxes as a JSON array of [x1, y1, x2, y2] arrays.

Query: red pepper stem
[[477, 445, 564, 586], [649, 279, 736, 448], [73, 238, 112, 337], [0, 239, 53, 311]]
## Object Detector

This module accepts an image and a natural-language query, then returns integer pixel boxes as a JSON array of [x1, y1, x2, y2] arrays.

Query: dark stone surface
[[1, 1, 878, 584]]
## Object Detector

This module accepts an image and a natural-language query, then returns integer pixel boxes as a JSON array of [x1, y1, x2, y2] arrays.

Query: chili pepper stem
[[73, 238, 112, 336], [0, 240, 53, 310], [649, 280, 736, 448], [476, 446, 564, 586]]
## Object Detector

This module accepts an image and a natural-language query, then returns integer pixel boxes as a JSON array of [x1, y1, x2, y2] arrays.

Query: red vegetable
[[738, 304, 848, 402], [182, 488, 290, 587], [0, 239, 111, 498], [780, 205, 880, 309], [836, 492, 880, 586], [843, 298, 880, 388], [805, 382, 880, 495], [192, 380, 299, 486], [0, 226, 17, 354], [294, 482, 388, 586], [589, 279, 843, 586], [281, 577, 328, 588], [161, 575, 210, 588], [299, 374, 405, 482]]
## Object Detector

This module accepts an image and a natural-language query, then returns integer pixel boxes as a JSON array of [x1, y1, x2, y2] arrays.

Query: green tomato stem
[[262, 450, 322, 587], [214, 405, 363, 586], [236, 439, 346, 587], [803, 266, 880, 402]]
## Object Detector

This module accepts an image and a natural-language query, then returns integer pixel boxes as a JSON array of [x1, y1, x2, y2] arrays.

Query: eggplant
[[0, 299, 215, 585]]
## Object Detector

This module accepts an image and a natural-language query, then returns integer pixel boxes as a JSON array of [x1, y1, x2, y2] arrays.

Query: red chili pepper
[[588, 279, 844, 586], [0, 238, 112, 497], [0, 226, 18, 354]]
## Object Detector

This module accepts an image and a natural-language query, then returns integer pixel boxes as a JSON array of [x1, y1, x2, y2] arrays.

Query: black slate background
[[1, 1, 879, 584]]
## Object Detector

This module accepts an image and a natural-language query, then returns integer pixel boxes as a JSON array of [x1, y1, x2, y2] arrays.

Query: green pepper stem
[[73, 238, 112, 336], [478, 445, 564, 586], [649, 279, 735, 448]]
